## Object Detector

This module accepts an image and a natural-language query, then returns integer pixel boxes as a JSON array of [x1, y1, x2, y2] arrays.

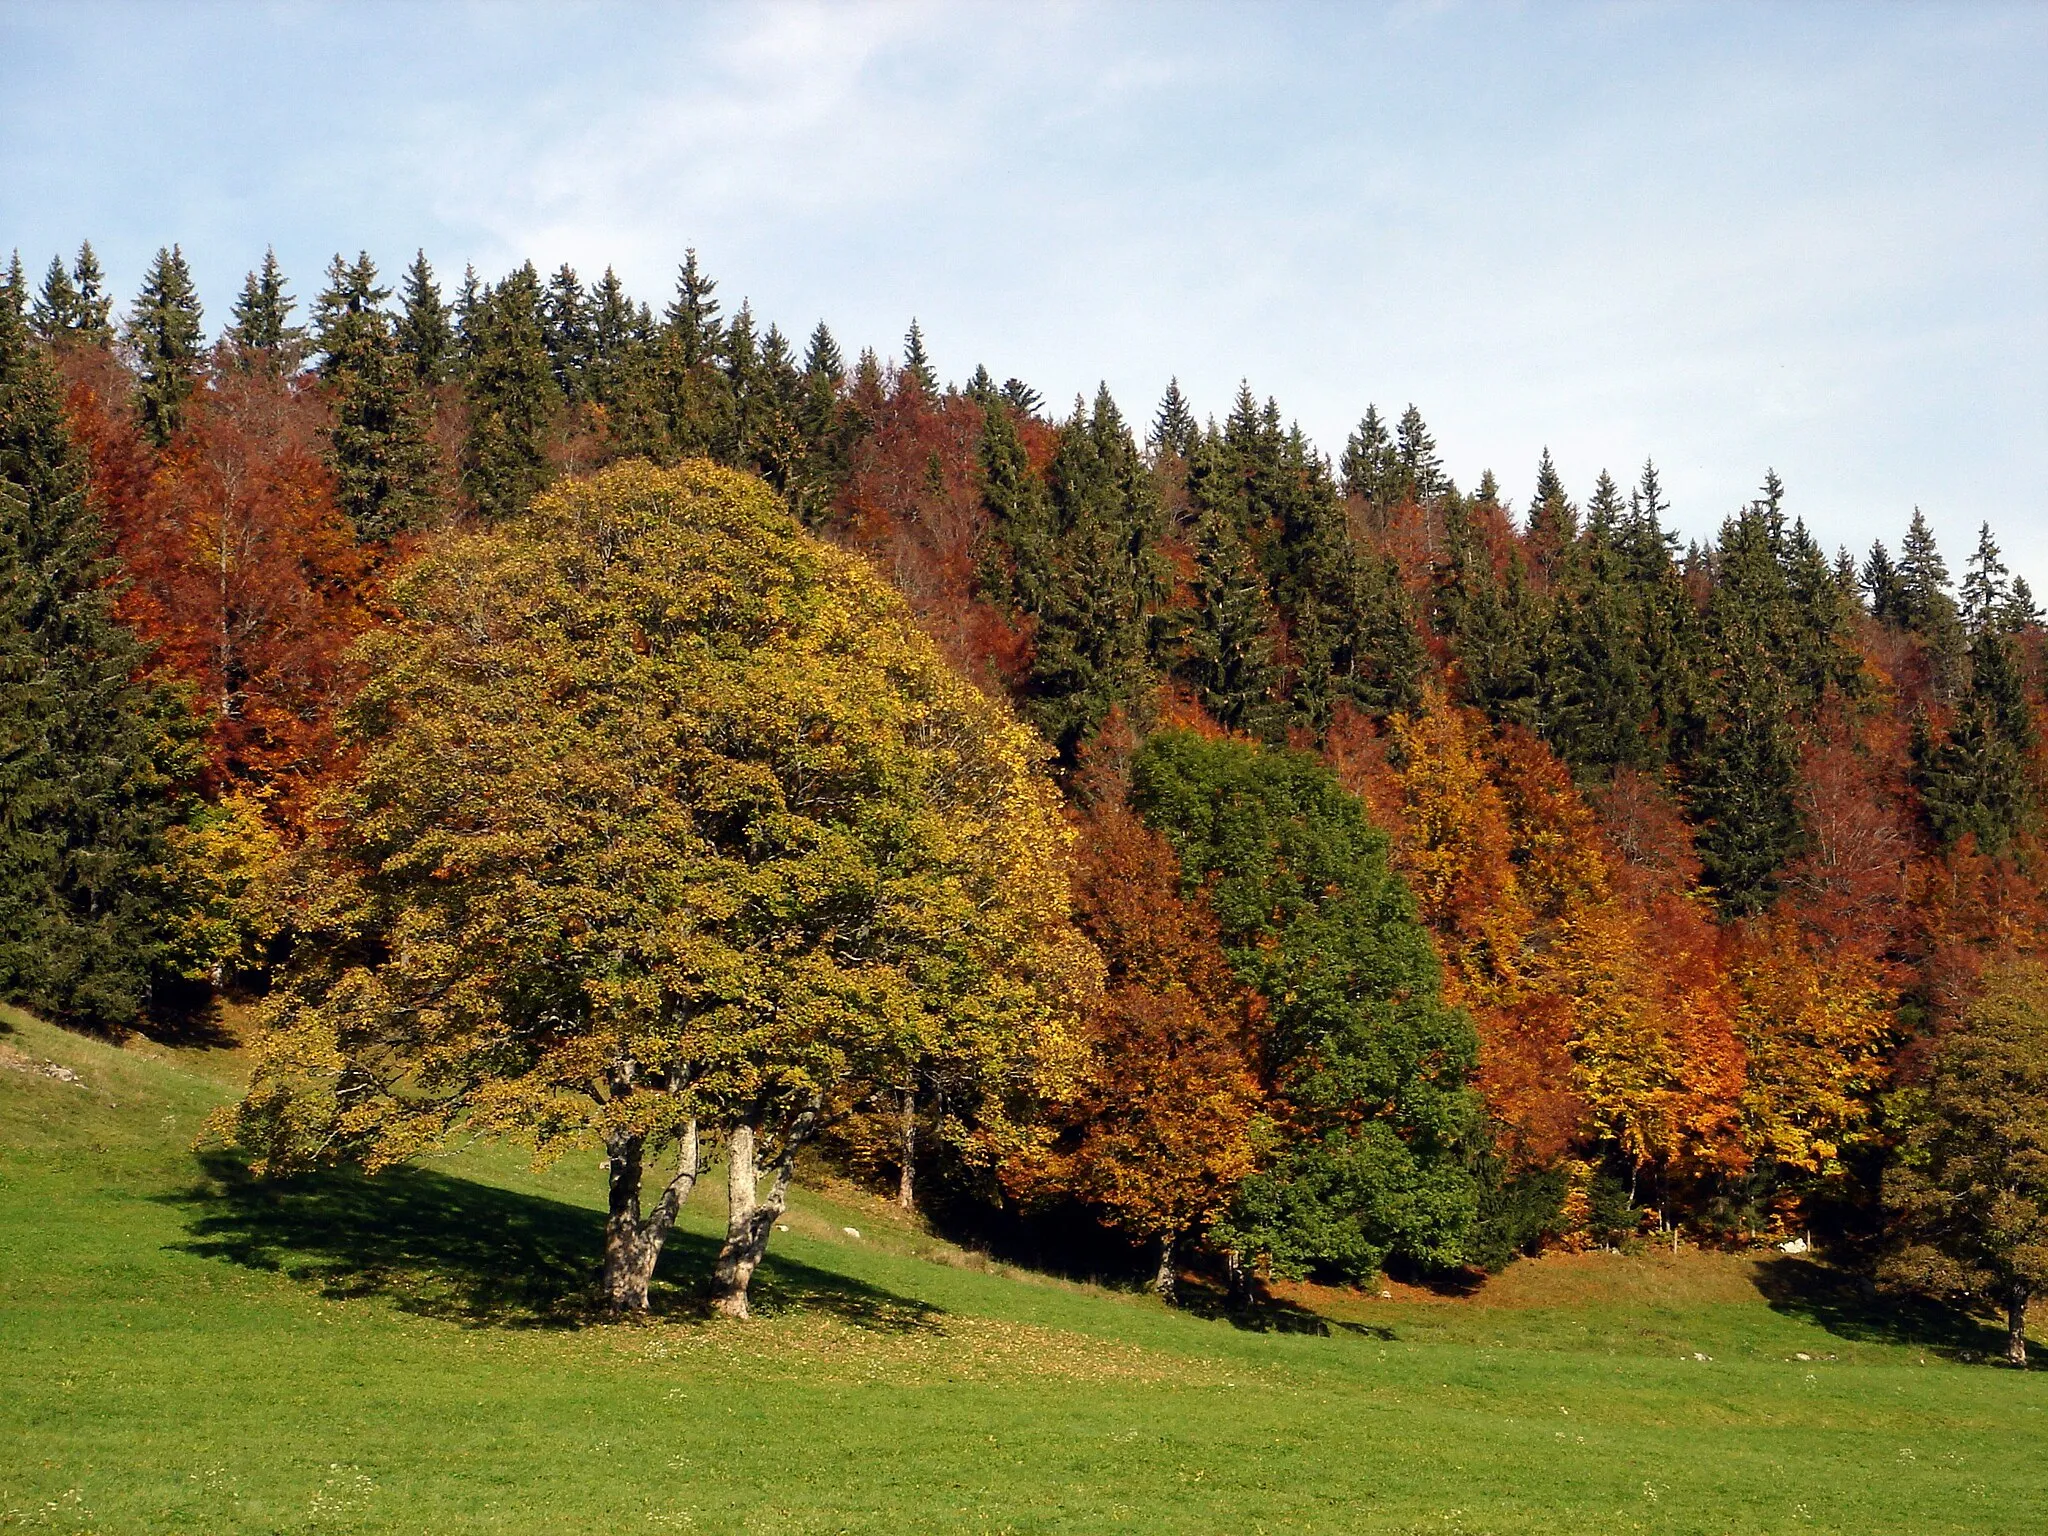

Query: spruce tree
[[542, 263, 591, 404], [29, 256, 82, 343], [1862, 540, 1908, 624], [1001, 377, 1044, 416], [1525, 447, 1577, 573], [1151, 377, 1197, 457], [1340, 405, 1397, 509], [1395, 404, 1444, 502], [69, 243, 114, 346], [1018, 387, 1167, 755], [225, 248, 306, 371], [651, 250, 731, 458], [1960, 523, 2011, 634], [461, 263, 562, 519], [122, 245, 206, 445], [1181, 500, 1283, 739], [0, 274, 198, 1027], [394, 250, 453, 387], [314, 252, 438, 541], [1915, 624, 2035, 853], [901, 319, 937, 395]]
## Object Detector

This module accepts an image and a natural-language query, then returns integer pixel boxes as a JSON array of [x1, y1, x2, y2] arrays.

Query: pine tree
[[225, 248, 306, 372], [1001, 377, 1044, 415], [1914, 624, 2035, 853], [313, 253, 438, 541], [584, 267, 642, 408], [0, 274, 199, 1027], [650, 250, 731, 458], [901, 319, 937, 395], [462, 263, 562, 519], [394, 250, 453, 387], [2001, 576, 2043, 632], [123, 245, 206, 445], [1151, 378, 1197, 457]]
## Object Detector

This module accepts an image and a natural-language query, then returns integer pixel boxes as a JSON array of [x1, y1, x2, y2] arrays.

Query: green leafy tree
[[123, 245, 206, 445], [0, 270, 199, 1028], [221, 461, 1090, 1317], [1884, 959, 2048, 1366], [1132, 731, 1483, 1282]]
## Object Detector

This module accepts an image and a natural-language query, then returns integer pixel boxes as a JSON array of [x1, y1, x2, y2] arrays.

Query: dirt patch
[[1275, 1247, 1779, 1316]]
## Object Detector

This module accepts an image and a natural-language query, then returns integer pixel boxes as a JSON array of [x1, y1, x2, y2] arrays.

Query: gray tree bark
[[2008, 1284, 2030, 1368], [1153, 1232, 1178, 1305], [601, 1119, 700, 1315], [709, 1096, 821, 1320], [896, 1086, 916, 1211]]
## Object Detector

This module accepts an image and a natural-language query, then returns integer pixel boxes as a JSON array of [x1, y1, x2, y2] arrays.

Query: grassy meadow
[[3, 1007, 2044, 1535]]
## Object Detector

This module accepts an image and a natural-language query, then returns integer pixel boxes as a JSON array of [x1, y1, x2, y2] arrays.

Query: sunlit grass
[[3, 1008, 2043, 1534]]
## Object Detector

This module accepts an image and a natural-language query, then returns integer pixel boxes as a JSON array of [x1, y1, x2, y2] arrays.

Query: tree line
[[3, 241, 2044, 1351]]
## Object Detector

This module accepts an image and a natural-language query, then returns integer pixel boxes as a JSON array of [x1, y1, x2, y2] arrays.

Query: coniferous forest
[[6, 240, 2047, 1331]]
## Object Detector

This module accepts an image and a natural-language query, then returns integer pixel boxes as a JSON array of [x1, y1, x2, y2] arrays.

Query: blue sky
[[4, 0, 2044, 579]]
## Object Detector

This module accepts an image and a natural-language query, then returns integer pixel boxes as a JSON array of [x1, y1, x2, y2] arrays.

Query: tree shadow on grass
[[167, 1150, 942, 1334], [1752, 1256, 2014, 1362]]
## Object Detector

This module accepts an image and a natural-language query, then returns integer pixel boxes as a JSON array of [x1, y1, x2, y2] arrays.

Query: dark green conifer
[[1914, 623, 2035, 853], [1150, 377, 1197, 457], [1000, 378, 1043, 415], [1340, 405, 1397, 509], [1525, 447, 1577, 573], [1862, 540, 1907, 623], [69, 243, 114, 345], [900, 319, 937, 395], [29, 257, 81, 343], [461, 263, 562, 519], [225, 248, 306, 372], [394, 250, 453, 388], [542, 264, 591, 404], [0, 278, 199, 1028], [122, 245, 206, 445], [314, 253, 438, 541], [1960, 522, 2011, 634], [1395, 404, 1444, 502]]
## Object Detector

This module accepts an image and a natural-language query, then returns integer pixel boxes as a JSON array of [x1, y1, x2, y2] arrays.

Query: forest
[[4, 239, 2045, 1339]]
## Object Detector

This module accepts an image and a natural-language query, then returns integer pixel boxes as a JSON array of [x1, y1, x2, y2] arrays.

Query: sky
[[3, 0, 2044, 580]]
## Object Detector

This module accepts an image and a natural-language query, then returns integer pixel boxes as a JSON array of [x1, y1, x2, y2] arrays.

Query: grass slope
[[3, 1009, 2044, 1535]]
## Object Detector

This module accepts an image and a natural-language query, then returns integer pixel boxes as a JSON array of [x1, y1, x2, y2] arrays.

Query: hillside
[[4, 1009, 2043, 1535]]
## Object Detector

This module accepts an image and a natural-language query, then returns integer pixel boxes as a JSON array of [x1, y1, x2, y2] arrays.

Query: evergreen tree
[[1686, 500, 1805, 914], [313, 252, 438, 541], [225, 248, 306, 371], [1132, 731, 1483, 1281], [583, 267, 642, 409], [1180, 500, 1282, 738], [69, 242, 114, 345], [1017, 387, 1167, 756], [1862, 540, 1908, 624], [0, 274, 198, 1028], [123, 245, 206, 445], [1898, 507, 1956, 630], [29, 256, 81, 343], [1340, 405, 1397, 509], [1960, 522, 2011, 635], [1395, 404, 1444, 502], [2002, 576, 2043, 632], [542, 263, 591, 404], [901, 319, 937, 395], [462, 263, 562, 519], [650, 250, 731, 458], [1914, 623, 2035, 853], [1001, 377, 1044, 416], [1151, 377, 1197, 457], [394, 250, 453, 387], [1525, 447, 1577, 573]]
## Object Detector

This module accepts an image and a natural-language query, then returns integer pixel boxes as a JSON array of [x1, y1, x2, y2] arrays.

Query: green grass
[[3, 1008, 2045, 1535]]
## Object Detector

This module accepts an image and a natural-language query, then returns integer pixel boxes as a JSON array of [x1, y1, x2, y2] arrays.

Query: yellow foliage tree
[[220, 461, 1093, 1316]]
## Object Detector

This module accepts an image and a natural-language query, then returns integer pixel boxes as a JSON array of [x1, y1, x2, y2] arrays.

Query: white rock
[[842, 1226, 861, 1239]]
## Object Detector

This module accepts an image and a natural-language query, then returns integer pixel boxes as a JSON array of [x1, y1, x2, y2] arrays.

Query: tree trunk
[[896, 1086, 916, 1211], [1153, 1233, 1178, 1305], [1224, 1248, 1253, 1311], [709, 1098, 820, 1321], [2008, 1285, 2030, 1368], [601, 1120, 700, 1315]]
